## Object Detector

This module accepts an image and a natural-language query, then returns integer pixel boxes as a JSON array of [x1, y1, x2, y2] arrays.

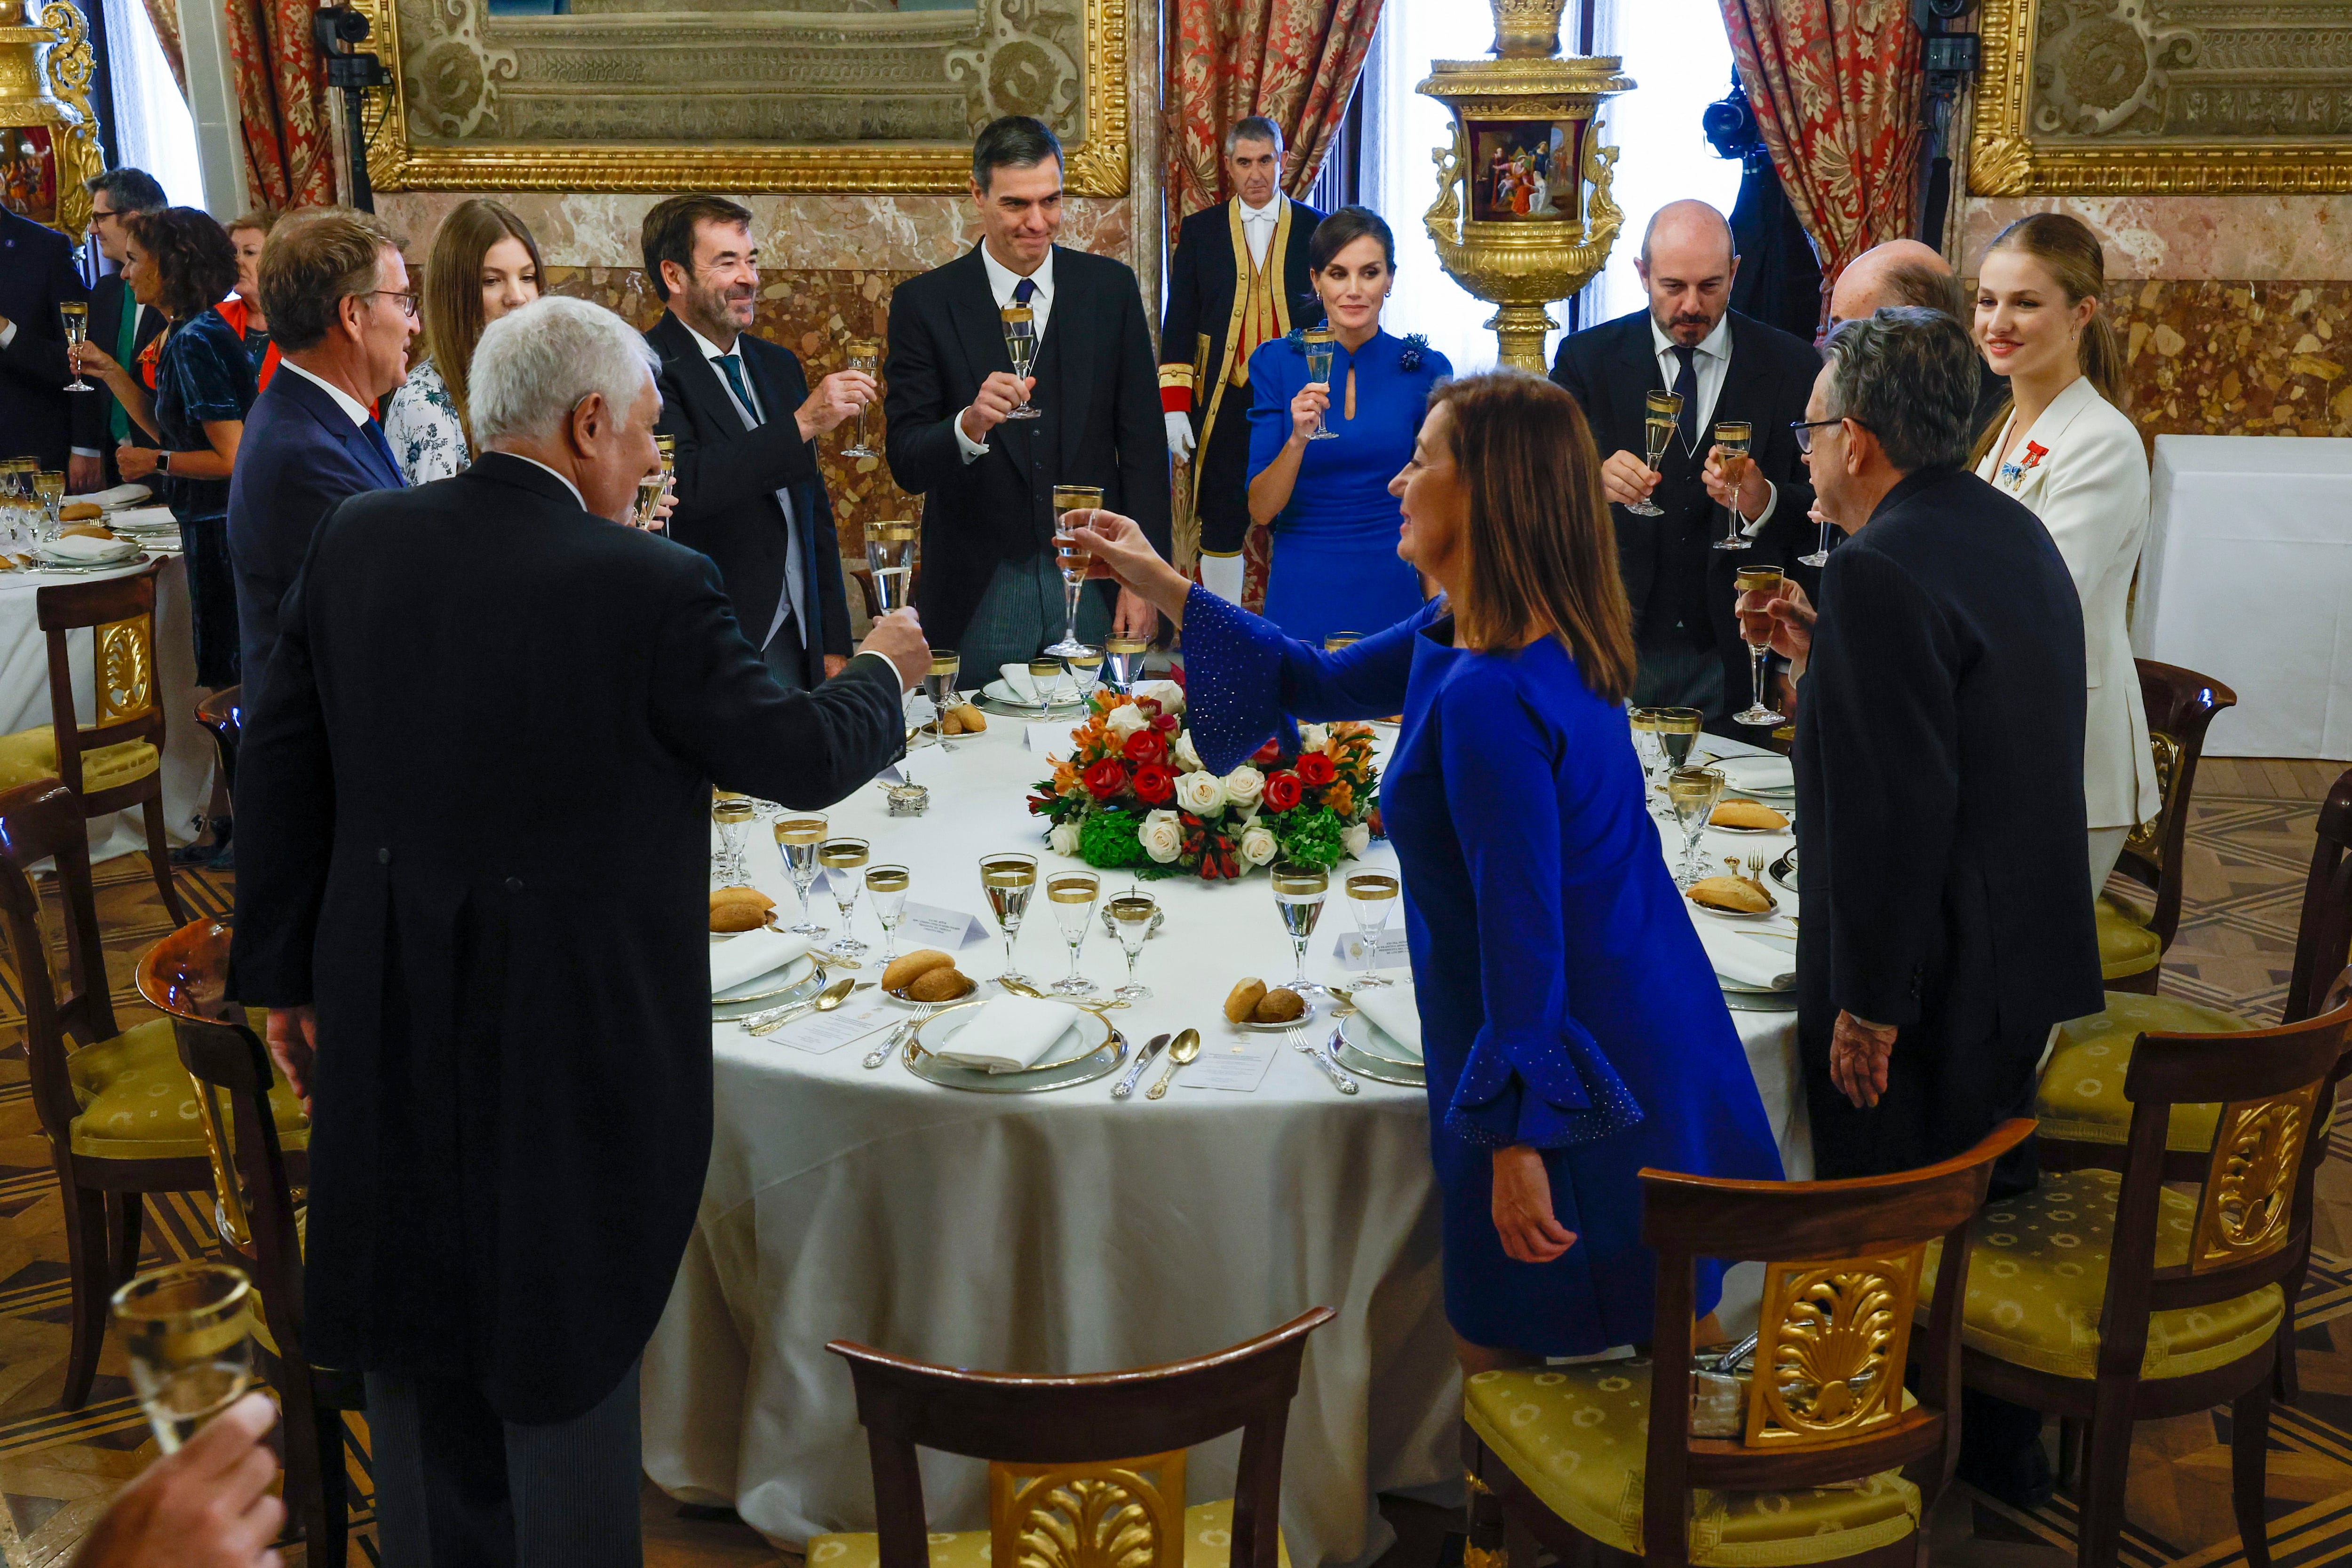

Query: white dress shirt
[[278, 358, 374, 428], [1649, 314, 1778, 529], [956, 245, 1057, 464], [684, 321, 807, 654], [1239, 194, 1282, 269], [497, 450, 586, 511]]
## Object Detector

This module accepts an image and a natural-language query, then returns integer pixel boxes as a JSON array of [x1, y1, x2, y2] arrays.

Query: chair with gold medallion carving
[[1462, 1120, 2034, 1568], [0, 562, 188, 923], [812, 1309, 1331, 1568], [2094, 659, 2236, 995], [1938, 982, 2352, 1568]]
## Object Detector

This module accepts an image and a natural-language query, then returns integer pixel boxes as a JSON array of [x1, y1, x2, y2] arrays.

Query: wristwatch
[[155, 451, 170, 475]]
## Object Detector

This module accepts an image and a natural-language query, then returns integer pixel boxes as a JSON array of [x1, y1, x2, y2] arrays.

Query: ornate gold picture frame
[[1970, 0, 2352, 195], [348, 0, 1129, 196]]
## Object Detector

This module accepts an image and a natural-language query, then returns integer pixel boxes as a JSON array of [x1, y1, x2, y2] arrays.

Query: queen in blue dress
[[1246, 207, 1449, 648], [1072, 372, 1781, 1366]]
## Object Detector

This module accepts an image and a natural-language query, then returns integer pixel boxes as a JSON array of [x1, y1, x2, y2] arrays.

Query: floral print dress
[[381, 356, 470, 485]]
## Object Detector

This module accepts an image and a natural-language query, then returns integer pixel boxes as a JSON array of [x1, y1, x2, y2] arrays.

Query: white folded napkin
[[1694, 921, 1796, 991], [1716, 755, 1795, 794], [999, 663, 1040, 703], [37, 535, 137, 563], [1351, 983, 1423, 1062], [933, 997, 1081, 1073], [710, 927, 814, 996], [109, 506, 180, 532], [65, 483, 153, 510]]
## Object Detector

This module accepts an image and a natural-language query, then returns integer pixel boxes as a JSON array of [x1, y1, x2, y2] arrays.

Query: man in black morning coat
[[229, 296, 923, 1564]]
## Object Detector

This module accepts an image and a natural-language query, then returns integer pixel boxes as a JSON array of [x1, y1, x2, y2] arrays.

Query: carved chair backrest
[[2286, 768, 2352, 1026], [0, 779, 118, 1141], [36, 563, 166, 793], [2117, 659, 2237, 944]]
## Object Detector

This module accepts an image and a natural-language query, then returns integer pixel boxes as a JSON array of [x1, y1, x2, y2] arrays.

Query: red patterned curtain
[[1717, 0, 1923, 321], [224, 0, 335, 208], [142, 0, 186, 98]]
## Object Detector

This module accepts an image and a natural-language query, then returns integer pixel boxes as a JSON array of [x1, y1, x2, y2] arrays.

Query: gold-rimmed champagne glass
[[1711, 421, 1754, 551], [924, 649, 961, 753], [818, 837, 871, 959], [1000, 305, 1040, 420], [1047, 484, 1104, 657], [1103, 635, 1148, 697], [1028, 656, 1068, 709], [1063, 645, 1104, 700], [1107, 890, 1157, 1001], [1302, 328, 1338, 441], [1666, 765, 1727, 887], [111, 1261, 254, 1452], [1344, 871, 1400, 987], [712, 792, 756, 887], [1271, 859, 1330, 995], [633, 469, 666, 530], [1047, 869, 1101, 995], [866, 520, 916, 616], [1655, 707, 1703, 776], [34, 471, 64, 532], [842, 338, 882, 458], [1629, 706, 1664, 794], [866, 864, 910, 963], [980, 852, 1039, 987], [1733, 565, 1787, 728], [1324, 631, 1366, 653], [60, 301, 92, 392], [1628, 389, 1682, 516], [776, 816, 828, 934]]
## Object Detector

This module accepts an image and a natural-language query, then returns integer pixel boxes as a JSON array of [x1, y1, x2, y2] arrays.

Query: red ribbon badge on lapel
[[2021, 441, 2049, 471]]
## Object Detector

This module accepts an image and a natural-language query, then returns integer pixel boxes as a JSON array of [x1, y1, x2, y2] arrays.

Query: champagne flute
[[1733, 565, 1788, 728], [1711, 421, 1754, 551], [866, 864, 910, 963], [1103, 635, 1148, 697], [1107, 890, 1158, 1001], [819, 836, 871, 959], [1001, 305, 1041, 420], [1344, 871, 1400, 987], [924, 649, 961, 753], [1627, 389, 1682, 516], [1047, 870, 1101, 995], [1046, 484, 1104, 657], [1271, 859, 1329, 996], [842, 338, 882, 458], [1666, 766, 1727, 888], [634, 470, 666, 530], [776, 816, 829, 935], [712, 793, 756, 887], [61, 301, 92, 392], [111, 1262, 255, 1453], [1302, 328, 1339, 442], [1799, 505, 1833, 569], [980, 852, 1039, 987], [866, 520, 917, 616]]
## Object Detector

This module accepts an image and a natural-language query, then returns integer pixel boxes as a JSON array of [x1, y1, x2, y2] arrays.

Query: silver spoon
[[743, 976, 859, 1035], [1145, 1029, 1202, 1100]]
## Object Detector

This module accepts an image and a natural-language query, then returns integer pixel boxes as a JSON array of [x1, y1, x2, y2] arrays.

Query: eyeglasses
[[1788, 416, 1851, 454], [364, 290, 421, 319]]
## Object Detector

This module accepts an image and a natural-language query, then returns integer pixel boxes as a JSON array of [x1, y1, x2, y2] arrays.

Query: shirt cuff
[[846, 649, 902, 681], [0, 320, 15, 350], [71, 446, 101, 459], [1740, 478, 1779, 536], [954, 409, 989, 464]]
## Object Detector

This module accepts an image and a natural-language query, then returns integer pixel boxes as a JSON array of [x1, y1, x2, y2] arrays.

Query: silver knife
[[1112, 1033, 1171, 1099]]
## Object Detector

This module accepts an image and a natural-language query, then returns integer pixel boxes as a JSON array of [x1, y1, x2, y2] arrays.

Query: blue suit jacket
[[228, 367, 404, 705]]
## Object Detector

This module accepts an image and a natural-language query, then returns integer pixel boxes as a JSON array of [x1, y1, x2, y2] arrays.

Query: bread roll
[[882, 949, 956, 993], [61, 522, 116, 540], [1711, 800, 1789, 831], [710, 902, 769, 933], [1251, 987, 1306, 1023], [58, 502, 103, 523], [1224, 978, 1267, 1025], [907, 966, 973, 1002], [951, 704, 986, 733], [1689, 876, 1773, 914]]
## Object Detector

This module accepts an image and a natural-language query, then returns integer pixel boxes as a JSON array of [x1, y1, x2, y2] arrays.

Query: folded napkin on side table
[[1351, 984, 1423, 1062], [933, 997, 1081, 1073], [711, 928, 815, 995], [1692, 922, 1796, 991]]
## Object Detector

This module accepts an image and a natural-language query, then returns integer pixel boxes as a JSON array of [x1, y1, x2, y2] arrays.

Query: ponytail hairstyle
[[1971, 212, 2124, 463]]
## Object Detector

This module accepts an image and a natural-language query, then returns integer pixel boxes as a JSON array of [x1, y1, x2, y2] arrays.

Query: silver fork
[[1290, 1025, 1357, 1094], [863, 1004, 934, 1069]]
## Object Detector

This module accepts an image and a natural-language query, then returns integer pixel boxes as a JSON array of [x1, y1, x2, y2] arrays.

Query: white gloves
[[1165, 411, 1196, 463]]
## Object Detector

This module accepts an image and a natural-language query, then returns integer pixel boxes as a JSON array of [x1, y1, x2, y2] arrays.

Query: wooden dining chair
[[135, 916, 350, 1564], [1463, 1120, 2034, 1568], [0, 562, 184, 922], [813, 1308, 1333, 1568], [1942, 985, 2352, 1568], [2096, 659, 2237, 994], [193, 682, 239, 797]]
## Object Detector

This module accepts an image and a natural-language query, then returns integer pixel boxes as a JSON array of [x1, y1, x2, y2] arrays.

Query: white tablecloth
[[641, 717, 1807, 1565], [2139, 436, 2352, 759], [0, 550, 211, 860]]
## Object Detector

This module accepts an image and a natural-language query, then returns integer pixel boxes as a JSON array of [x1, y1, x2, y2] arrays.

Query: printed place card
[[1333, 929, 1410, 970], [765, 998, 900, 1055], [898, 902, 990, 950], [1027, 722, 1077, 754], [1181, 1036, 1281, 1093]]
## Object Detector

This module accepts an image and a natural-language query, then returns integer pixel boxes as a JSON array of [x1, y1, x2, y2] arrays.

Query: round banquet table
[[641, 708, 1809, 1566]]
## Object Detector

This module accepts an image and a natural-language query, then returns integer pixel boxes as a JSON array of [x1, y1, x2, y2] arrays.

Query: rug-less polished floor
[[0, 757, 2341, 1567]]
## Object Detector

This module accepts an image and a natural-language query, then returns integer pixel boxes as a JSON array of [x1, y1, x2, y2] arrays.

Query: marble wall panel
[[1959, 196, 2352, 281], [2107, 280, 2352, 441]]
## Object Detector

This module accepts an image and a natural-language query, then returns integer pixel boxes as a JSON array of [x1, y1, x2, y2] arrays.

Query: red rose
[[1153, 713, 1179, 732], [1263, 770, 1303, 812], [1295, 752, 1335, 787], [1083, 759, 1127, 800], [1123, 729, 1167, 766], [1133, 762, 1176, 804], [1249, 736, 1285, 767]]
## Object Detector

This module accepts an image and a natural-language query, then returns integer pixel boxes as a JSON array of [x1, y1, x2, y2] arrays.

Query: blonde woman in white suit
[[1972, 212, 2157, 890]]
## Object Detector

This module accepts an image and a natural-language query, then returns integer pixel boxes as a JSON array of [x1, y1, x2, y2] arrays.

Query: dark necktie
[[360, 418, 404, 486], [715, 354, 759, 426], [1670, 343, 1700, 456], [1013, 277, 1036, 307]]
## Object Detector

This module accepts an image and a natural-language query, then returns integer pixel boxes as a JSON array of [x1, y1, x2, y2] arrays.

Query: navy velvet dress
[[1184, 586, 1783, 1354]]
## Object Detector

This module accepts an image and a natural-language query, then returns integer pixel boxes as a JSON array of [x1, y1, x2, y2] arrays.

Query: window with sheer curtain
[[1359, 0, 1743, 376], [101, 0, 204, 207]]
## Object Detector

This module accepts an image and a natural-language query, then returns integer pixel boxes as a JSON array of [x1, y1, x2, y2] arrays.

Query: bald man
[[1549, 200, 1822, 725], [1829, 239, 2005, 435]]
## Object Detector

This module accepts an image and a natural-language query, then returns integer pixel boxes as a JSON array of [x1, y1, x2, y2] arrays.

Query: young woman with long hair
[[382, 198, 543, 484]]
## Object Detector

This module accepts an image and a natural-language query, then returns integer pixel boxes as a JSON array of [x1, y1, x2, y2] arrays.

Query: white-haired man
[[229, 295, 926, 1565]]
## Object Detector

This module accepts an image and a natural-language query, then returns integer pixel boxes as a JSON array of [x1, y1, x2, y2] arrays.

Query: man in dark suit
[[1549, 200, 1820, 727], [1159, 116, 1322, 604], [642, 194, 866, 692], [0, 203, 85, 472], [230, 296, 924, 1564], [69, 168, 167, 495], [886, 115, 1170, 674]]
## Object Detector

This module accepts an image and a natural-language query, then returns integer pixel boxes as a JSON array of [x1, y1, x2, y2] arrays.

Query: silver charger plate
[[1340, 1010, 1424, 1070], [711, 952, 823, 1019], [906, 1016, 1128, 1093], [1721, 987, 1800, 1013], [1335, 1037, 1424, 1085]]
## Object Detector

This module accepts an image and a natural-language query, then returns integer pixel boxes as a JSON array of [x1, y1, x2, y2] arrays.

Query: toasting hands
[[1599, 449, 1663, 509], [1735, 578, 1816, 673], [72, 1392, 285, 1567], [794, 370, 877, 442], [857, 609, 930, 692], [958, 372, 1035, 445], [1063, 509, 1190, 627], [1491, 1145, 1577, 1264], [1829, 1011, 1898, 1109]]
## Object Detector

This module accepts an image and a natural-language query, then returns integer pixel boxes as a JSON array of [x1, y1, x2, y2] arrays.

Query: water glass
[[776, 816, 828, 934], [1028, 656, 1068, 708], [818, 836, 870, 958], [866, 864, 910, 962], [112, 1261, 254, 1453], [1107, 891, 1157, 1001], [712, 793, 756, 887], [980, 852, 1039, 986], [1103, 636, 1148, 697], [1344, 871, 1399, 985], [1271, 860, 1329, 995], [1047, 870, 1101, 994], [1666, 766, 1727, 887]]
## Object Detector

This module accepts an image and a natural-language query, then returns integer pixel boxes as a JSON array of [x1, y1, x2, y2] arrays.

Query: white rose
[[1172, 730, 1204, 774], [1235, 800, 1261, 823], [1048, 821, 1081, 857], [1134, 679, 1185, 714], [1222, 766, 1265, 810], [1139, 808, 1184, 863], [1105, 703, 1149, 741], [1174, 769, 1227, 815], [1237, 821, 1279, 867], [1342, 823, 1371, 859], [1298, 722, 1328, 752]]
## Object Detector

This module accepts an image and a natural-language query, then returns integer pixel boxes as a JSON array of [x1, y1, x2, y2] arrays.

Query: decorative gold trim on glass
[[95, 615, 153, 725], [2192, 1083, 2319, 1271], [990, 1450, 1184, 1568], [1744, 1247, 1922, 1447]]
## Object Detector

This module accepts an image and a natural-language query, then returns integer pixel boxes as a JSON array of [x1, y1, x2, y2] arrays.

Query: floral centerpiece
[[1026, 685, 1380, 881]]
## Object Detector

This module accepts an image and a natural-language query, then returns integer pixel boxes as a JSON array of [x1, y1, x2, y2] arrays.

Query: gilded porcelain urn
[[0, 0, 101, 239]]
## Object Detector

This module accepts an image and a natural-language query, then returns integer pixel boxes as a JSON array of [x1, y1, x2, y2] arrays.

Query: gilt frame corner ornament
[[345, 0, 1130, 197], [1968, 0, 2352, 196]]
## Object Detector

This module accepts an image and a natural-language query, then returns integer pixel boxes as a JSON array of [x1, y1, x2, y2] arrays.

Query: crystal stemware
[[1711, 421, 1754, 551], [712, 793, 756, 887], [866, 520, 916, 616], [1107, 891, 1157, 1001], [1666, 766, 1727, 887], [1271, 859, 1330, 996], [1047, 870, 1101, 995], [1303, 328, 1339, 442], [1733, 565, 1788, 728], [61, 301, 92, 393], [776, 816, 829, 935], [112, 1262, 255, 1453], [924, 650, 961, 753], [1627, 388, 1682, 517], [1000, 305, 1040, 420], [1103, 636, 1148, 697], [979, 853, 1040, 987], [1344, 871, 1399, 986], [818, 836, 870, 959], [1046, 484, 1104, 657], [866, 864, 910, 963], [842, 338, 882, 458]]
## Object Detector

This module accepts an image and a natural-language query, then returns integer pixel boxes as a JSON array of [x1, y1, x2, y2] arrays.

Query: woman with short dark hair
[[1068, 372, 1783, 1370]]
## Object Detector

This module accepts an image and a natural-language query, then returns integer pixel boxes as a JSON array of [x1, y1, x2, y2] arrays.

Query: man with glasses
[[69, 167, 168, 494]]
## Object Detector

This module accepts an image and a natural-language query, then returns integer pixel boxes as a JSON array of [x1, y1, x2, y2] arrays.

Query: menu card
[[1181, 1036, 1281, 1093], [762, 996, 901, 1055]]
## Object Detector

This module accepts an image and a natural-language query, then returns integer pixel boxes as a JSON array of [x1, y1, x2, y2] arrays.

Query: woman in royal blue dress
[[1071, 372, 1781, 1367], [1245, 207, 1449, 647]]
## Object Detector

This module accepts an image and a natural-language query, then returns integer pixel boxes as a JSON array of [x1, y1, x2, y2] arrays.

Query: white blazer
[[1975, 375, 2160, 831]]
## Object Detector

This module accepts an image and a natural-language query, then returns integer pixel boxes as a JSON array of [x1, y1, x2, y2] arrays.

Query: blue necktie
[[361, 418, 405, 486], [1013, 277, 1036, 307], [1669, 344, 1699, 456], [715, 354, 759, 425]]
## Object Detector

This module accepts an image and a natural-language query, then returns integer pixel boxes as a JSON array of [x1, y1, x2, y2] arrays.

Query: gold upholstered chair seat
[[1920, 1168, 2284, 1381], [808, 1499, 1290, 1568], [1464, 1362, 1920, 1566], [2095, 895, 2163, 982], [67, 1007, 308, 1162], [0, 727, 159, 794], [2034, 993, 2254, 1150]]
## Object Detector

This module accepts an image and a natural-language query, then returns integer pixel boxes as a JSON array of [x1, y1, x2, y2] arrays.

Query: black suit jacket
[[884, 245, 1170, 649], [227, 454, 904, 1421], [1793, 467, 2102, 1192], [71, 272, 165, 481], [647, 313, 853, 685], [1550, 309, 1820, 709], [0, 206, 83, 471]]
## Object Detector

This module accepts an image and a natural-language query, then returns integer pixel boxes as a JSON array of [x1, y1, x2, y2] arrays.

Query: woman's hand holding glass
[[1061, 509, 1193, 627], [1287, 381, 1330, 446]]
